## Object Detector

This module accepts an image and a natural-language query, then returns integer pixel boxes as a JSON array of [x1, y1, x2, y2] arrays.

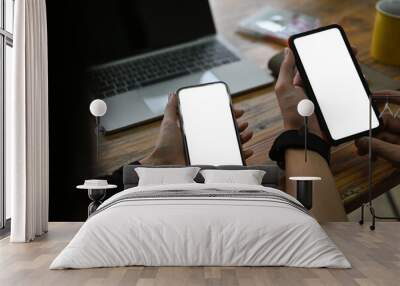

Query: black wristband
[[269, 130, 331, 169]]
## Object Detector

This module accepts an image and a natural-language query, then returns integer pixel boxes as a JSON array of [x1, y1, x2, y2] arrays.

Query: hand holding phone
[[177, 82, 245, 166], [275, 48, 328, 143], [289, 24, 381, 145]]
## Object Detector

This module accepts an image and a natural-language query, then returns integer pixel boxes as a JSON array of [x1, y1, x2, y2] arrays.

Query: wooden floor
[[1, 222, 399, 286]]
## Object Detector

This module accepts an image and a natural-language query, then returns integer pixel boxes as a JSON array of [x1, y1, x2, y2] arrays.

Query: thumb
[[163, 93, 178, 122], [276, 48, 296, 93], [356, 137, 400, 166], [355, 137, 369, 155]]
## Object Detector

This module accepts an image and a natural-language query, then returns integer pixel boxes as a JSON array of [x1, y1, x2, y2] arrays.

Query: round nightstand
[[289, 177, 321, 210], [77, 180, 117, 217]]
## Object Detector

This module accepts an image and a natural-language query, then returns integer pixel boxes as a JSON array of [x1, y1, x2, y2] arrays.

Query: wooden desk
[[97, 0, 400, 213], [1, 222, 400, 286]]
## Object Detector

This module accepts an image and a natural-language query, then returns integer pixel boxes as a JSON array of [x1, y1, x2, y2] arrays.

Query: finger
[[163, 93, 178, 122], [376, 131, 400, 144], [293, 70, 303, 87], [238, 121, 249, 132], [354, 140, 377, 161], [373, 90, 400, 105], [356, 135, 394, 154], [243, 149, 254, 159], [275, 48, 296, 94], [355, 137, 400, 166], [373, 90, 400, 96], [233, 108, 244, 119], [371, 138, 400, 166], [381, 114, 400, 134], [355, 138, 368, 156], [240, 130, 253, 144]]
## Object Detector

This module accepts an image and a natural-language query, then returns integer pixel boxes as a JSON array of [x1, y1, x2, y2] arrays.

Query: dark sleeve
[[97, 160, 141, 191]]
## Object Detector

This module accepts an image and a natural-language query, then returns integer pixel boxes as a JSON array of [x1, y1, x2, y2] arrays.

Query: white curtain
[[7, 0, 49, 242]]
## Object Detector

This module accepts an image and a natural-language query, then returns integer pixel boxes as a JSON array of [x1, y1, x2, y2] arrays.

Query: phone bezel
[[289, 24, 382, 146], [176, 81, 246, 166]]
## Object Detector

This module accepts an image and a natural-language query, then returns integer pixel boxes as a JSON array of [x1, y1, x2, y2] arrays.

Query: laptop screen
[[83, 0, 216, 67]]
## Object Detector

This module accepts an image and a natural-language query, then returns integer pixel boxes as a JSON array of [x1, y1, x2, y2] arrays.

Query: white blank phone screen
[[293, 28, 379, 140], [178, 83, 243, 165]]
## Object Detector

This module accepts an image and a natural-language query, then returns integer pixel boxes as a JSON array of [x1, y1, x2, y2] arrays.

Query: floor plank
[[1, 222, 400, 286]]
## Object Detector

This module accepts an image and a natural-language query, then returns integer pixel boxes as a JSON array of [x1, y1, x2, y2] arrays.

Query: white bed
[[50, 183, 350, 269]]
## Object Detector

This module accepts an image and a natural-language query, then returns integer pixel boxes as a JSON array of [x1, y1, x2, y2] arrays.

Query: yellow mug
[[371, 0, 400, 66]]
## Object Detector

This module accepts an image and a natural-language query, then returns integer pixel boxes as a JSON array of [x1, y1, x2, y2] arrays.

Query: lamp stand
[[359, 93, 400, 230], [304, 116, 308, 162], [96, 117, 100, 161], [94, 117, 104, 161]]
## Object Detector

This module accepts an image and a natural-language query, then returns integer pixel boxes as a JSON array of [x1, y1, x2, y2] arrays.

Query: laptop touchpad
[[143, 71, 219, 114], [143, 93, 169, 114]]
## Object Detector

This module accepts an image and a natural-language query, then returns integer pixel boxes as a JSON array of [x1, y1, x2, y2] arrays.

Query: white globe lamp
[[297, 99, 315, 162], [90, 99, 107, 117], [297, 99, 314, 117]]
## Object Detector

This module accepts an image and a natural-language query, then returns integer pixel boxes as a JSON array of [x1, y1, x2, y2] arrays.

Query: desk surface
[[97, 0, 400, 213], [1, 222, 399, 286]]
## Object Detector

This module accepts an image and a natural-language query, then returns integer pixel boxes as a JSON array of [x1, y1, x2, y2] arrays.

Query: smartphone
[[177, 82, 245, 166], [289, 24, 381, 145]]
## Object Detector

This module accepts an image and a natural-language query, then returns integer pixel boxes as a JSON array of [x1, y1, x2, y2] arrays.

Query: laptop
[[85, 0, 274, 133]]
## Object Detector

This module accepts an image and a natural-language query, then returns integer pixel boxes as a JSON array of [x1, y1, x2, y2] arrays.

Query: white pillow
[[200, 169, 266, 185], [135, 167, 201, 186]]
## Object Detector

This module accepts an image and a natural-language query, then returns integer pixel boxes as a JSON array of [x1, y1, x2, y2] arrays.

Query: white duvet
[[50, 183, 350, 269]]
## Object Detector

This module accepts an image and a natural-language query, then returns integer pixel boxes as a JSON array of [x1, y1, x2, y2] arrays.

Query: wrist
[[285, 149, 329, 164], [139, 148, 186, 166], [269, 130, 331, 169], [139, 151, 165, 166], [283, 125, 329, 146]]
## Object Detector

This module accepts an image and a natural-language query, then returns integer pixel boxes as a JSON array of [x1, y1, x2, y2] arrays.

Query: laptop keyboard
[[87, 40, 240, 98]]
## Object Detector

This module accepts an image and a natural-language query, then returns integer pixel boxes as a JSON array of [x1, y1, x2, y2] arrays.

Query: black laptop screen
[[83, 0, 216, 67]]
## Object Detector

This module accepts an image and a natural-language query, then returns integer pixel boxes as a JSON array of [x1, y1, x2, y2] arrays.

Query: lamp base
[[289, 177, 321, 210], [296, 180, 313, 210], [87, 189, 106, 216]]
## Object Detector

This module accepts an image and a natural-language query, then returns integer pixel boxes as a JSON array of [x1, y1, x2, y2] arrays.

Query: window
[[0, 0, 14, 230]]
